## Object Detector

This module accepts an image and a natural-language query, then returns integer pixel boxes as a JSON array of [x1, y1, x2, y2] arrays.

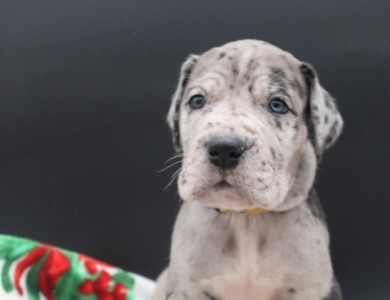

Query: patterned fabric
[[0, 235, 155, 300]]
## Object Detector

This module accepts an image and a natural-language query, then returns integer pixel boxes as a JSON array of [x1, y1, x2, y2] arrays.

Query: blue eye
[[189, 95, 206, 109], [269, 98, 289, 114]]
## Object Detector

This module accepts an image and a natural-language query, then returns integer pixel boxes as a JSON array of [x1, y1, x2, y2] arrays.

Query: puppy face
[[168, 40, 343, 211]]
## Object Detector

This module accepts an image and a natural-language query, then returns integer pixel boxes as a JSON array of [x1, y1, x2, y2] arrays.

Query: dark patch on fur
[[322, 278, 343, 300], [290, 109, 298, 117], [247, 59, 256, 71], [324, 115, 329, 124], [274, 118, 282, 129], [290, 78, 305, 98], [258, 235, 268, 252], [271, 67, 286, 78], [324, 121, 339, 147], [292, 121, 300, 140], [218, 52, 226, 60], [270, 147, 276, 160], [223, 234, 237, 255], [203, 291, 218, 300], [166, 292, 173, 300], [229, 84, 233, 90], [325, 96, 333, 109], [306, 188, 326, 222], [248, 84, 253, 93], [288, 288, 297, 294], [325, 135, 333, 146], [300, 63, 316, 81], [269, 67, 287, 91]]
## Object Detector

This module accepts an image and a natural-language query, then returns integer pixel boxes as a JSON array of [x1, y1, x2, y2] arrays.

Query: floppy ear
[[167, 54, 199, 151], [300, 63, 344, 160]]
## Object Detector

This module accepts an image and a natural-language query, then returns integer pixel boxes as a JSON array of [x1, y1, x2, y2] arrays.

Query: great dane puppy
[[154, 40, 343, 300]]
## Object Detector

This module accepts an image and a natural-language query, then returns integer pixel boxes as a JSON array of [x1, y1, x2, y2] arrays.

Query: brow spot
[[218, 52, 226, 60]]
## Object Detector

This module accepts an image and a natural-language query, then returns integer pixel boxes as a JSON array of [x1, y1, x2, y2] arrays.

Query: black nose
[[207, 136, 246, 169]]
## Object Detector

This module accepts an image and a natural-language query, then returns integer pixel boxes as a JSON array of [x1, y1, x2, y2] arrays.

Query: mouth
[[215, 180, 234, 189]]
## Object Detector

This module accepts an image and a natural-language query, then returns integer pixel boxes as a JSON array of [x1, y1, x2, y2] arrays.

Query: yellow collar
[[217, 207, 270, 214]]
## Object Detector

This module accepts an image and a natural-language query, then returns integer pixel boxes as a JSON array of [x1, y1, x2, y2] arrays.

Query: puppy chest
[[196, 233, 278, 299], [196, 216, 331, 300]]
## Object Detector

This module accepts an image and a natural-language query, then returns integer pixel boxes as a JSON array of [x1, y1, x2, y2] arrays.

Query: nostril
[[229, 151, 242, 159], [209, 149, 219, 158]]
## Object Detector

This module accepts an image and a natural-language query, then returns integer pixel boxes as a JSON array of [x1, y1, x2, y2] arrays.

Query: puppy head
[[167, 40, 343, 211]]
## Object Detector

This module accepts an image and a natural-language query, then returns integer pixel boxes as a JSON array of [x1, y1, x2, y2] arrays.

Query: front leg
[[152, 269, 170, 300], [156, 273, 217, 300]]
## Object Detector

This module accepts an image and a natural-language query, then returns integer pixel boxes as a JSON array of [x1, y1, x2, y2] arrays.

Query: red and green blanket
[[0, 235, 155, 300]]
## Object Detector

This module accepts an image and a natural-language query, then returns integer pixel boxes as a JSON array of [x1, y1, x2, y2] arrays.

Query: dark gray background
[[1, 1, 389, 299]]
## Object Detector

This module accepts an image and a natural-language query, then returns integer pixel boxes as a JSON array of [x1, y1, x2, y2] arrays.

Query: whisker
[[163, 168, 182, 191], [163, 153, 183, 165], [158, 160, 182, 173]]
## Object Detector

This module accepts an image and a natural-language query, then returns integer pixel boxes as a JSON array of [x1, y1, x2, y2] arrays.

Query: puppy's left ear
[[167, 54, 199, 152], [300, 63, 344, 161]]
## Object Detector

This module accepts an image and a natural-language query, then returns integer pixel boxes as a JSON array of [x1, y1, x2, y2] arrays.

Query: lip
[[215, 180, 233, 188]]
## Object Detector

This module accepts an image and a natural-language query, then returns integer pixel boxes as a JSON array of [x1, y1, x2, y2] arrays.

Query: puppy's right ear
[[167, 54, 199, 152], [300, 63, 344, 161]]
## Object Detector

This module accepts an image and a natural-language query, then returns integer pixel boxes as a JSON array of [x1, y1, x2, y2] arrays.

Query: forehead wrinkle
[[186, 86, 208, 98], [250, 73, 272, 90], [238, 47, 257, 76], [188, 69, 229, 90], [191, 76, 220, 87]]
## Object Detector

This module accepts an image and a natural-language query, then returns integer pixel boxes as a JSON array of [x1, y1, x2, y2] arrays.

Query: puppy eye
[[189, 95, 206, 109], [269, 98, 289, 114]]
